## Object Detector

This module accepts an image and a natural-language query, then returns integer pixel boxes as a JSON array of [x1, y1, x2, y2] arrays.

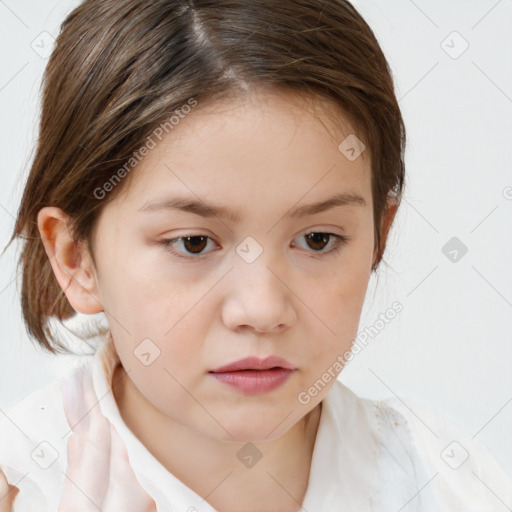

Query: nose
[[221, 257, 296, 335]]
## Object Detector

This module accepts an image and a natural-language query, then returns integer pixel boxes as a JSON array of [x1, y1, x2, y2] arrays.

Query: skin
[[36, 87, 397, 512], [0, 473, 18, 512], [58, 361, 156, 511]]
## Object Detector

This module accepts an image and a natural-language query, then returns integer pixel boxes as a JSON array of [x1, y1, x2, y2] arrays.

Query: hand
[[0, 469, 18, 512], [58, 365, 157, 512]]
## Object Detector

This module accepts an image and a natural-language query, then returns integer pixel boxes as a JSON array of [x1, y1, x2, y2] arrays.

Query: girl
[[1, 0, 510, 510]]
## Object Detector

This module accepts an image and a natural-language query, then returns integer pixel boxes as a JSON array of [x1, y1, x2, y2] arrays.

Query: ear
[[372, 195, 399, 269], [37, 206, 104, 315]]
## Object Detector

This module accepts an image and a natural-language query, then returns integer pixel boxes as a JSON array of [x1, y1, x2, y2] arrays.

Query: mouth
[[208, 367, 295, 395], [209, 355, 296, 373]]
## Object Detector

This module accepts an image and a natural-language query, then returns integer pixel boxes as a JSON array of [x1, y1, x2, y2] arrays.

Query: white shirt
[[1, 337, 511, 511]]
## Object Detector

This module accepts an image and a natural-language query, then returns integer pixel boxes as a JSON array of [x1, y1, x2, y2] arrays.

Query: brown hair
[[3, 0, 406, 354]]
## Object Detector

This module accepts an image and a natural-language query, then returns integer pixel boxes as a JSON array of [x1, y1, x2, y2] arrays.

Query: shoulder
[[0, 356, 94, 511], [375, 393, 512, 511], [325, 382, 511, 510]]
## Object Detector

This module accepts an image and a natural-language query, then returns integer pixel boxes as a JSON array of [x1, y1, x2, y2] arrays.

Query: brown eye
[[160, 235, 216, 259], [160, 231, 349, 261], [182, 236, 208, 254], [293, 232, 349, 256], [304, 232, 330, 251]]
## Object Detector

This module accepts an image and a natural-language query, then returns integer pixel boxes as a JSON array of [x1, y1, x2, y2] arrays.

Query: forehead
[[165, 87, 365, 154], [114, 87, 371, 213]]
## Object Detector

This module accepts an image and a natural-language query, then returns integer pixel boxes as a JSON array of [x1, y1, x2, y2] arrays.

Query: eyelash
[[158, 232, 350, 260]]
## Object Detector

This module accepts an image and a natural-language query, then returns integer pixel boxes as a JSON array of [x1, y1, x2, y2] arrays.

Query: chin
[[200, 410, 300, 445]]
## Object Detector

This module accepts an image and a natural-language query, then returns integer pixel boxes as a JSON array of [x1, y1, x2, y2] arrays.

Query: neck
[[112, 363, 323, 512]]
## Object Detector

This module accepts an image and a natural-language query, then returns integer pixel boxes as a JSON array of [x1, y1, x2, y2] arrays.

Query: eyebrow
[[138, 192, 366, 223]]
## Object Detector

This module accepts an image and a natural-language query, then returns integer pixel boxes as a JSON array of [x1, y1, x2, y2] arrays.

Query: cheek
[[101, 261, 205, 371], [322, 236, 372, 307], [119, 355, 194, 421], [305, 281, 366, 359], [112, 323, 202, 409], [304, 245, 372, 353], [97, 249, 185, 332]]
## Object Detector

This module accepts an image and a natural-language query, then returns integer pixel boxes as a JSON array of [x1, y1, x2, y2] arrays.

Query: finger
[[102, 423, 157, 512], [61, 362, 108, 434], [0, 470, 18, 512], [59, 362, 155, 511], [60, 365, 93, 434], [59, 366, 113, 511], [58, 421, 112, 512]]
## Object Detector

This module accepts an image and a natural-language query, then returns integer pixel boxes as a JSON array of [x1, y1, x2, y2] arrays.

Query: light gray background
[[1, 0, 511, 476]]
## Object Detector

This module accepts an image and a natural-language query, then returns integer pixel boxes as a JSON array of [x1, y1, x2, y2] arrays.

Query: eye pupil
[[165, 231, 345, 259], [306, 232, 329, 251], [184, 236, 207, 253]]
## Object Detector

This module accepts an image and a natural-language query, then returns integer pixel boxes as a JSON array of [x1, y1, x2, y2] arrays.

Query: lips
[[209, 355, 296, 373]]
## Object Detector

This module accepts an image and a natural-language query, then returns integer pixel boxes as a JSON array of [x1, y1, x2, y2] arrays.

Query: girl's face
[[88, 88, 376, 441]]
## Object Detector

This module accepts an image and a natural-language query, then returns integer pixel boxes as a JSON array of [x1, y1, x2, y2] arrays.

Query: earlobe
[[37, 206, 104, 315]]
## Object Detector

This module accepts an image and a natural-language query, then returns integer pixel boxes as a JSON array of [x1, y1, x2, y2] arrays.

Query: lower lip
[[209, 368, 295, 395]]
